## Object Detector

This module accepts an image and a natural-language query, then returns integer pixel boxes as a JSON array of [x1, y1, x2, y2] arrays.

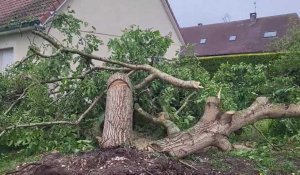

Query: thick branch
[[135, 74, 157, 90], [32, 30, 202, 90], [149, 96, 300, 158], [42, 66, 129, 84], [134, 103, 180, 136], [32, 30, 61, 48], [214, 135, 232, 151], [29, 46, 63, 58], [144, 64, 203, 89], [230, 97, 300, 132], [200, 97, 221, 123]]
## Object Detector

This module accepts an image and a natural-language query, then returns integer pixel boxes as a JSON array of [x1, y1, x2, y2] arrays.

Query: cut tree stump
[[101, 73, 133, 148]]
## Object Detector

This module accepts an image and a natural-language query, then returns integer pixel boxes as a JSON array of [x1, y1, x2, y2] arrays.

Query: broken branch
[[230, 97, 300, 132], [76, 94, 103, 124], [134, 103, 180, 136], [0, 94, 103, 138], [4, 86, 32, 115], [135, 74, 157, 90], [174, 91, 197, 116], [32, 30, 203, 90]]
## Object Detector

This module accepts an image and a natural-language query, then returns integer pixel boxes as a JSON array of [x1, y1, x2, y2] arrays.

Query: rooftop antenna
[[222, 13, 231, 23], [254, 1, 257, 13]]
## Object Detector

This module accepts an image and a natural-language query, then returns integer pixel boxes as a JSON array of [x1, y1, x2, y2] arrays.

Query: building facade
[[0, 0, 184, 70]]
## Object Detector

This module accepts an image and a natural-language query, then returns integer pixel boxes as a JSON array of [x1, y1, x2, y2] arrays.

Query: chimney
[[250, 13, 257, 21], [198, 23, 203, 26]]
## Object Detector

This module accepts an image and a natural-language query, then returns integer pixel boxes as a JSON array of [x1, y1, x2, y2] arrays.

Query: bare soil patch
[[6, 147, 259, 175]]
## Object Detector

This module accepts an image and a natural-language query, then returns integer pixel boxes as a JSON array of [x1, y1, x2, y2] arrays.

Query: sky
[[169, 0, 300, 27]]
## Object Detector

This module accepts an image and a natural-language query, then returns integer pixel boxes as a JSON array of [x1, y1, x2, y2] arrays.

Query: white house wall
[[0, 0, 182, 64], [0, 32, 43, 63]]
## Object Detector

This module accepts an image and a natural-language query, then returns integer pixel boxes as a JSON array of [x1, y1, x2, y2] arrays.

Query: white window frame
[[200, 38, 207, 44], [264, 31, 277, 38], [229, 35, 237, 41], [0, 47, 14, 71]]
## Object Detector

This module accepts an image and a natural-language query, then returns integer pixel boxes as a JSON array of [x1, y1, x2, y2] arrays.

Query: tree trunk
[[101, 73, 133, 148], [150, 97, 300, 158]]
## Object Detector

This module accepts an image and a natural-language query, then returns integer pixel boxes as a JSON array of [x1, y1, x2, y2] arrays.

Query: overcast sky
[[169, 0, 300, 27]]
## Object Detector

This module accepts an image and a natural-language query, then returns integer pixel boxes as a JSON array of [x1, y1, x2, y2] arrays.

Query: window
[[264, 31, 277, 38], [200, 38, 207, 44], [229, 35, 237, 41], [0, 48, 14, 71]]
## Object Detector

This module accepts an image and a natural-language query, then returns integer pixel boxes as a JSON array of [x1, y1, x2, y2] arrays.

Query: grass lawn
[[0, 151, 42, 174]]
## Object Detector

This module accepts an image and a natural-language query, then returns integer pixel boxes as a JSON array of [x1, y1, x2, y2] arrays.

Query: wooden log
[[101, 73, 133, 148]]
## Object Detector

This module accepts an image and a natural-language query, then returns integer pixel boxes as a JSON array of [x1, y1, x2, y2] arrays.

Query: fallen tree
[[0, 13, 299, 158]]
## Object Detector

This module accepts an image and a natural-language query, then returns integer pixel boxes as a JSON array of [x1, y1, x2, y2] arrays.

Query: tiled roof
[[0, 0, 65, 28], [180, 13, 300, 56]]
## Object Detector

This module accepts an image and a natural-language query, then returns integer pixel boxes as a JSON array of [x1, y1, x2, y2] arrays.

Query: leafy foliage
[[0, 12, 107, 153], [108, 25, 172, 65], [0, 11, 299, 158]]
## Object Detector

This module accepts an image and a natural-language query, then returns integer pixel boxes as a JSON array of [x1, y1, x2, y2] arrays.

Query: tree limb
[[4, 86, 31, 115], [134, 103, 180, 136], [200, 97, 221, 123], [29, 46, 63, 58], [147, 96, 300, 158], [76, 94, 103, 124], [230, 97, 300, 133], [31, 30, 203, 90], [143, 64, 203, 89], [32, 30, 61, 48], [0, 94, 103, 137], [42, 66, 130, 84], [12, 53, 35, 68], [174, 91, 197, 116], [135, 74, 157, 90], [0, 121, 76, 137]]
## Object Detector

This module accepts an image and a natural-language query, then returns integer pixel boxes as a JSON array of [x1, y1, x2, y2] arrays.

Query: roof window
[[264, 31, 277, 38], [200, 38, 207, 44], [229, 35, 237, 41]]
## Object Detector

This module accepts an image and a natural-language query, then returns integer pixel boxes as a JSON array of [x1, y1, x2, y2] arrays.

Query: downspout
[[42, 0, 69, 25]]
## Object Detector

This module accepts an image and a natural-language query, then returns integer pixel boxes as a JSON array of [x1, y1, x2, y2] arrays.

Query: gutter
[[0, 20, 40, 36], [0, 0, 68, 36], [0, 26, 34, 36]]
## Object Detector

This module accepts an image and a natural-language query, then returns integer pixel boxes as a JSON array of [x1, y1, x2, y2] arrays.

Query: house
[[0, 0, 184, 70], [180, 13, 300, 57]]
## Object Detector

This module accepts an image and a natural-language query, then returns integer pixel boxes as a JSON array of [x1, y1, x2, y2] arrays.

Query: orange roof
[[0, 0, 65, 27]]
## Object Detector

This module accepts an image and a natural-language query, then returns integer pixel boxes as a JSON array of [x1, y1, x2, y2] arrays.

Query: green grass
[[228, 145, 300, 174], [0, 151, 42, 174]]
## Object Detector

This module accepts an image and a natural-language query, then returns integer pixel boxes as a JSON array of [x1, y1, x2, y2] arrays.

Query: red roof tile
[[180, 13, 300, 56], [0, 0, 65, 27]]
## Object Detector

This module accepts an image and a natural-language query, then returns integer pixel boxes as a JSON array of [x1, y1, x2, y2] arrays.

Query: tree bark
[[150, 97, 300, 158], [101, 73, 133, 148]]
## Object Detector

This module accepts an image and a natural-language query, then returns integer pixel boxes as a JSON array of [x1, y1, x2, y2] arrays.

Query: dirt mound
[[6, 147, 255, 175]]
